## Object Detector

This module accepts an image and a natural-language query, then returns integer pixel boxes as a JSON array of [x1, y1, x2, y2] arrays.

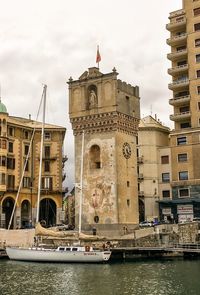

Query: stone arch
[[139, 198, 145, 222], [90, 144, 101, 169], [21, 199, 31, 228], [2, 197, 14, 229], [87, 84, 98, 109], [39, 198, 57, 227]]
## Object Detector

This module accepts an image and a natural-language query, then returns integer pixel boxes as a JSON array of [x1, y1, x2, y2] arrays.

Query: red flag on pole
[[96, 46, 101, 64]]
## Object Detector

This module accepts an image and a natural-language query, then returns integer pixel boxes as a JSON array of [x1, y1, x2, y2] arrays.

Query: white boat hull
[[6, 247, 111, 263]]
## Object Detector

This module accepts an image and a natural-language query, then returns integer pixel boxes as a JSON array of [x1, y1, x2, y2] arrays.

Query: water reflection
[[1, 260, 200, 295]]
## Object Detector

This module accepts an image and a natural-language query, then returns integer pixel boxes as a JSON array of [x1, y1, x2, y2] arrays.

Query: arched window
[[90, 145, 101, 169]]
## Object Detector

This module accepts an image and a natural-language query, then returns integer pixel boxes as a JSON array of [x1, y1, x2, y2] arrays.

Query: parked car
[[139, 221, 153, 227]]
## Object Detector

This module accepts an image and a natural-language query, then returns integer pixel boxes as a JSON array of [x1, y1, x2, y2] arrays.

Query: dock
[[110, 244, 200, 260]]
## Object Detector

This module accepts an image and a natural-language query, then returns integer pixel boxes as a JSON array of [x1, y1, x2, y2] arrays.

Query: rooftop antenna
[[150, 104, 153, 116]]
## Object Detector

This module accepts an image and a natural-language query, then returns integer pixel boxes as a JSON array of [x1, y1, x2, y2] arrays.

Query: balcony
[[167, 49, 187, 61], [166, 18, 186, 32], [137, 156, 144, 164], [168, 64, 188, 76], [138, 173, 144, 181], [169, 95, 190, 106], [167, 33, 187, 46], [170, 111, 191, 121], [168, 79, 189, 90], [138, 191, 144, 197], [169, 9, 185, 18]]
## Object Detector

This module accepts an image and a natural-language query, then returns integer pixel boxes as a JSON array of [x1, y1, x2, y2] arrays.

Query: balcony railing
[[166, 18, 186, 31], [168, 64, 188, 75], [167, 33, 187, 46], [137, 156, 144, 164], [167, 49, 187, 61], [169, 95, 190, 106], [168, 79, 189, 90], [170, 111, 191, 121], [138, 174, 144, 180], [169, 9, 185, 18]]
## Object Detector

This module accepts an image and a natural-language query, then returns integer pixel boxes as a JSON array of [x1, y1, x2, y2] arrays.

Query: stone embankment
[[0, 222, 199, 249], [0, 228, 35, 248]]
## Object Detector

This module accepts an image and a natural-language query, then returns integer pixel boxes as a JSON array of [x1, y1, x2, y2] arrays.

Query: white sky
[[0, 0, 181, 190]]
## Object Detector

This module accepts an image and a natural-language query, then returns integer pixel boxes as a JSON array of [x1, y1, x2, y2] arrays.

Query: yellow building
[[68, 67, 140, 233], [165, 0, 200, 222], [0, 100, 66, 229], [137, 116, 171, 222]]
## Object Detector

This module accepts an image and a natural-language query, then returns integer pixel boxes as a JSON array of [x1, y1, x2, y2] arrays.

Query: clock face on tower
[[122, 142, 131, 159]]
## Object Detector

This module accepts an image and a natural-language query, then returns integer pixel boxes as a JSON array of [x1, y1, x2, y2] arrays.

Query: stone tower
[[68, 67, 140, 233]]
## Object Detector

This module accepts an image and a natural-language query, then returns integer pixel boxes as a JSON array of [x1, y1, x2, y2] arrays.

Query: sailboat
[[6, 85, 111, 263]]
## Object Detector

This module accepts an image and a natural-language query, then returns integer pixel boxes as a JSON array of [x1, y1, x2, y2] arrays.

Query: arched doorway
[[21, 200, 31, 228], [39, 198, 56, 227], [2, 197, 14, 229], [139, 199, 145, 222]]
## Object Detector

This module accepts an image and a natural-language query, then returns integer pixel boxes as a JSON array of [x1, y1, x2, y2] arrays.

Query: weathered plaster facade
[[137, 116, 170, 222], [68, 67, 140, 232], [0, 102, 66, 229]]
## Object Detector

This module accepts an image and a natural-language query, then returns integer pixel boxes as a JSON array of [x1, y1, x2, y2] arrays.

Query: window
[[177, 60, 187, 66], [0, 139, 7, 149], [179, 171, 188, 180], [196, 54, 200, 63], [195, 38, 200, 47], [177, 46, 186, 52], [179, 188, 189, 198], [8, 127, 14, 136], [24, 131, 29, 139], [197, 70, 200, 78], [0, 173, 5, 185], [24, 145, 29, 156], [7, 158, 15, 169], [162, 173, 170, 183], [8, 142, 13, 153], [44, 160, 50, 172], [161, 155, 169, 164], [177, 136, 187, 145], [194, 7, 200, 16], [90, 145, 101, 169], [42, 177, 53, 190], [24, 160, 29, 172], [23, 177, 30, 188], [180, 122, 191, 129], [178, 153, 187, 162], [162, 190, 170, 199], [44, 132, 51, 140], [7, 175, 15, 189], [127, 199, 130, 207], [44, 146, 50, 158], [180, 106, 189, 113], [0, 156, 6, 167], [194, 23, 200, 31], [127, 181, 130, 187]]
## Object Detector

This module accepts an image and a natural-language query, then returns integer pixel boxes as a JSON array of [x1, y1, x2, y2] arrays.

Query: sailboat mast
[[78, 131, 84, 234], [36, 84, 47, 223]]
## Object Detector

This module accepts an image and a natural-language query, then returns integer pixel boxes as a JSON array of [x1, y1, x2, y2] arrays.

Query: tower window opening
[[90, 145, 101, 169]]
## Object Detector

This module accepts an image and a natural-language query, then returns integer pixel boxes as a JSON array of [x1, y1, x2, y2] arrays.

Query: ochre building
[[68, 67, 140, 233], [162, 0, 200, 222], [0, 101, 66, 229]]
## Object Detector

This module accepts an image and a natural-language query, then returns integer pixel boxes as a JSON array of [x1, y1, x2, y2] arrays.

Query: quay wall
[[0, 229, 35, 247]]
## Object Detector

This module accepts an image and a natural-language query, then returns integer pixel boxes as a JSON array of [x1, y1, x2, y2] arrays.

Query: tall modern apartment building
[[163, 0, 200, 222]]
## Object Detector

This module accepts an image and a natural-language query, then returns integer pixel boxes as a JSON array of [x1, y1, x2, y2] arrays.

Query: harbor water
[[1, 259, 200, 295]]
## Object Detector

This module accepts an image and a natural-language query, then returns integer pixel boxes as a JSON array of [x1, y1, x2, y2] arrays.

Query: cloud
[[0, 0, 181, 188]]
